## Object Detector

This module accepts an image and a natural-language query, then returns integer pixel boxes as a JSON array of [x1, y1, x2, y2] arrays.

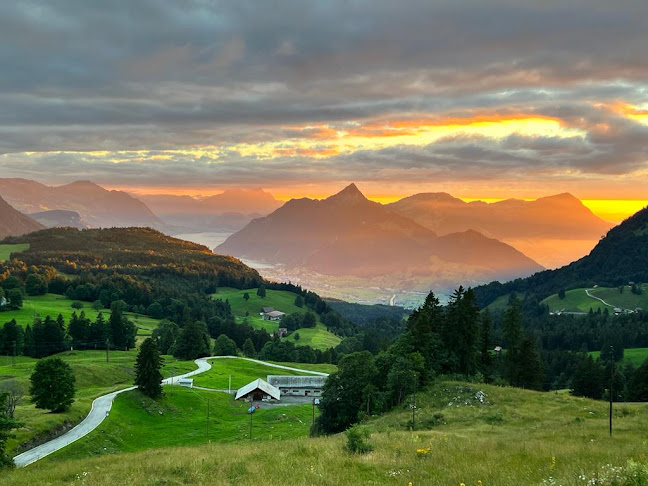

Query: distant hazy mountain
[[0, 179, 161, 228], [29, 209, 89, 229], [388, 192, 613, 268], [217, 184, 542, 286], [141, 188, 283, 231], [474, 203, 648, 306], [0, 195, 44, 238], [389, 192, 612, 238]]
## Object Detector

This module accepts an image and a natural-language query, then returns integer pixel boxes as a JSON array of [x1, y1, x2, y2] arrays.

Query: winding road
[[585, 289, 631, 312], [13, 356, 328, 468]]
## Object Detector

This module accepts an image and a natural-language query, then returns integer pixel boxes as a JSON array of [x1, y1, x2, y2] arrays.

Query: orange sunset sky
[[1, 1, 647, 224]]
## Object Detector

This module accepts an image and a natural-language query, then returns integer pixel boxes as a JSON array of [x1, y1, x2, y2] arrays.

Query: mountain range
[[140, 188, 283, 232], [0, 195, 44, 239], [217, 184, 544, 290], [388, 192, 613, 268], [0, 179, 162, 228]]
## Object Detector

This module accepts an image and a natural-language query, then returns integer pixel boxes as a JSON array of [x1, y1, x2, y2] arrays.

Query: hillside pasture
[[0, 293, 160, 338], [0, 350, 195, 455], [48, 387, 317, 462], [4, 381, 648, 485], [542, 284, 648, 313], [0, 243, 30, 261], [211, 287, 341, 349], [590, 347, 648, 367], [191, 357, 325, 390]]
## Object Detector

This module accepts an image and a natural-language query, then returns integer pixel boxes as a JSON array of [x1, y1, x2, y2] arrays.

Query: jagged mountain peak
[[324, 183, 368, 204]]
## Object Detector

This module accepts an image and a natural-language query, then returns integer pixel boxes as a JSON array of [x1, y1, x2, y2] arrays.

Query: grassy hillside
[[191, 358, 328, 390], [0, 350, 195, 454], [486, 291, 527, 312], [590, 347, 648, 367], [212, 287, 341, 350], [4, 381, 648, 485], [49, 387, 317, 462], [0, 243, 29, 261], [542, 284, 648, 313], [0, 293, 160, 334]]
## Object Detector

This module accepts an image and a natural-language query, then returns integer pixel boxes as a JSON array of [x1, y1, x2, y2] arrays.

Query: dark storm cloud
[[1, 0, 648, 186]]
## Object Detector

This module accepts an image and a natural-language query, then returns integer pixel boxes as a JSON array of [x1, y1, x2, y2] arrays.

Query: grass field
[[48, 387, 317, 462], [486, 292, 527, 313], [590, 347, 648, 367], [0, 350, 195, 454], [542, 284, 648, 313], [0, 293, 160, 336], [269, 361, 337, 374], [191, 358, 326, 390], [4, 381, 648, 485], [212, 287, 341, 350], [0, 243, 30, 261]]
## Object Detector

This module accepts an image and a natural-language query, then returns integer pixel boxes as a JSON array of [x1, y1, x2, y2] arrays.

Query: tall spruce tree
[[134, 338, 163, 399], [173, 320, 211, 360]]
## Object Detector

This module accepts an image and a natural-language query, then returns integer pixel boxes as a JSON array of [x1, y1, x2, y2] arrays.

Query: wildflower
[[478, 481, 483, 486], [551, 456, 556, 470]]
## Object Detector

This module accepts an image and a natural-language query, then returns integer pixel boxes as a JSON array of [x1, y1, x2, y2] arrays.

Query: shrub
[[345, 426, 373, 454]]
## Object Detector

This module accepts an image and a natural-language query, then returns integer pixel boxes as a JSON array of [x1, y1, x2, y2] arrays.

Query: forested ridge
[[474, 205, 648, 307]]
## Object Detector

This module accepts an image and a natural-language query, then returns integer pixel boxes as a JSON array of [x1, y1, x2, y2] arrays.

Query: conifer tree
[[135, 338, 163, 399], [242, 338, 257, 358]]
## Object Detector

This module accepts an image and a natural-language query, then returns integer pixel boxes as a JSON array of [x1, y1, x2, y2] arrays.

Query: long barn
[[266, 375, 326, 397]]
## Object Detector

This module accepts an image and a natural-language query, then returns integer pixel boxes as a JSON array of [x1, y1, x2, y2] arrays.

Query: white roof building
[[235, 378, 281, 401]]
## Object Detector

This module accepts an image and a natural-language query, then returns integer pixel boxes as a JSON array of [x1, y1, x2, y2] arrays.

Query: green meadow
[[0, 350, 195, 454], [590, 347, 648, 367], [0, 293, 160, 335], [542, 284, 648, 313], [48, 387, 318, 462], [191, 358, 326, 390], [4, 380, 648, 485], [0, 243, 30, 261], [211, 287, 341, 349]]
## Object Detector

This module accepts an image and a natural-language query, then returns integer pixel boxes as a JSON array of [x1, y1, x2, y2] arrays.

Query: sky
[[1, 1, 648, 222]]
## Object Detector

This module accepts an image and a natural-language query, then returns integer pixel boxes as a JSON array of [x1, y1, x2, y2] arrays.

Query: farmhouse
[[235, 378, 281, 402], [263, 310, 286, 321], [0, 296, 6, 307], [267, 375, 326, 397]]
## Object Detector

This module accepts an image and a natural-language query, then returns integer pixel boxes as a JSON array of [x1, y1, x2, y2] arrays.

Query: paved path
[[585, 289, 631, 312], [13, 356, 327, 467], [13, 386, 137, 467]]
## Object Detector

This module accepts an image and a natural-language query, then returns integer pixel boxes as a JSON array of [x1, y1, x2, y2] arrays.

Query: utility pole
[[411, 391, 417, 430], [12, 340, 16, 367], [106, 338, 110, 363], [229, 375, 232, 394], [609, 345, 614, 437], [207, 399, 210, 443], [249, 411, 253, 440]]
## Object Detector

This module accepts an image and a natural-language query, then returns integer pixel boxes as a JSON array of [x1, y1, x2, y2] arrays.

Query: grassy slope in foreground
[[4, 381, 648, 485], [0, 243, 30, 261], [212, 287, 341, 350], [48, 387, 317, 461], [191, 358, 331, 390], [0, 350, 195, 454]]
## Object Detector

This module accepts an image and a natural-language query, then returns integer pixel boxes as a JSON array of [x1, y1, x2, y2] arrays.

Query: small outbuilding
[[178, 378, 194, 388], [235, 378, 281, 402]]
